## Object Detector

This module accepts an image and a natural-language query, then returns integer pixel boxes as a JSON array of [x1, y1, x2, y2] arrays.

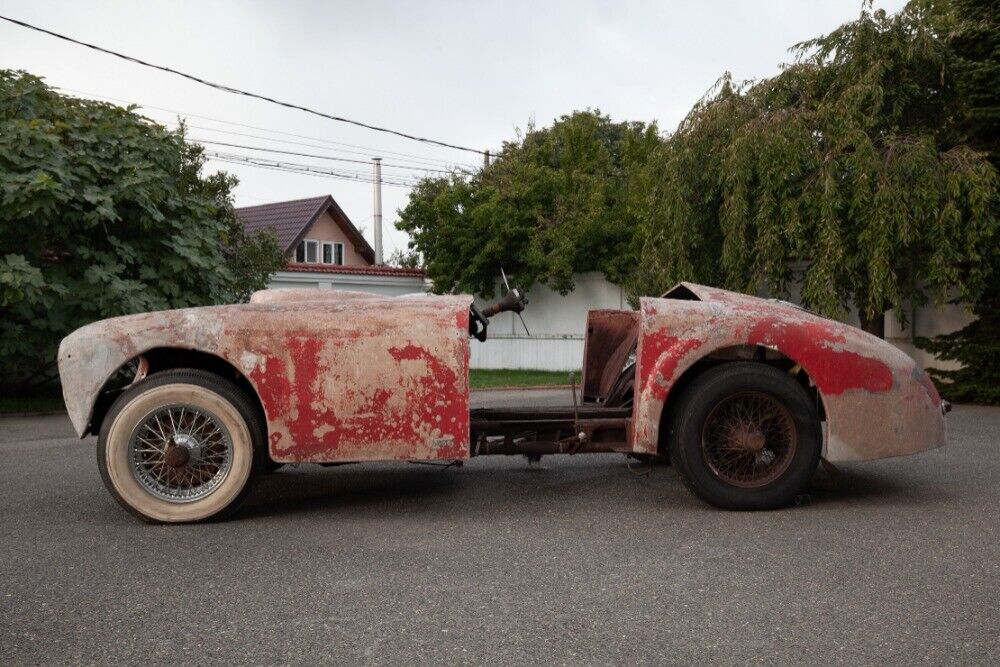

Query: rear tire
[[97, 370, 264, 523], [667, 362, 821, 510]]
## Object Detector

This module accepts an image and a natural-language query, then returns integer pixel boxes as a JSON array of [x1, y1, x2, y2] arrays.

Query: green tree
[[0, 70, 284, 393], [387, 247, 423, 269], [630, 1, 998, 335], [913, 0, 1000, 404], [397, 110, 659, 296], [947, 0, 1000, 167]]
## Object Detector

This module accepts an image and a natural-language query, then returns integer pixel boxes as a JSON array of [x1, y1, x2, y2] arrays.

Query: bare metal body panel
[[58, 293, 472, 462], [632, 283, 945, 461], [59, 283, 944, 465]]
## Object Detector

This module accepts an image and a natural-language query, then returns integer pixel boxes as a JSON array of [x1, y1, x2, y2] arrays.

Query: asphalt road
[[1, 391, 998, 665]]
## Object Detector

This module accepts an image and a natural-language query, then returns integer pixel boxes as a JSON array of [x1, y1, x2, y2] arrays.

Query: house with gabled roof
[[236, 195, 426, 296]]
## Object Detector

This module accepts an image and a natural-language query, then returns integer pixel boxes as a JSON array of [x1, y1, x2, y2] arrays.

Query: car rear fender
[[632, 285, 945, 462]]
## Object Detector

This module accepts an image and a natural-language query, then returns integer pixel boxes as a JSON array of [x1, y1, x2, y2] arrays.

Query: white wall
[[268, 270, 428, 297], [470, 272, 626, 371]]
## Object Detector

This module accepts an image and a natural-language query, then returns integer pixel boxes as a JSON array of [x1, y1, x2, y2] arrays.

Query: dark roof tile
[[235, 195, 375, 263]]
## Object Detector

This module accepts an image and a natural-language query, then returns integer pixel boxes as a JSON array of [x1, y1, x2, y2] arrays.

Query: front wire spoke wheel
[[127, 404, 234, 503]]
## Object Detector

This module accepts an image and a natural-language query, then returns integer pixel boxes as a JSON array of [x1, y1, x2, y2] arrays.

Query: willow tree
[[630, 2, 998, 335], [912, 0, 1000, 404]]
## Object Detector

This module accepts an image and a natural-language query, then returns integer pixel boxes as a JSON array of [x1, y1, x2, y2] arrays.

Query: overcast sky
[[2, 0, 907, 258]]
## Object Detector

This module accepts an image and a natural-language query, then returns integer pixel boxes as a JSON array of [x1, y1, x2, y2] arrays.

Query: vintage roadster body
[[58, 283, 946, 523]]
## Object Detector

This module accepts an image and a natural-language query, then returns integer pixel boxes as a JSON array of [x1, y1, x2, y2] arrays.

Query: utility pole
[[372, 157, 383, 265], [483, 149, 490, 168]]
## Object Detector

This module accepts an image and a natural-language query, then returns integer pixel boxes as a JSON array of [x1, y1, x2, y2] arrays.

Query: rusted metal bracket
[[568, 372, 588, 454]]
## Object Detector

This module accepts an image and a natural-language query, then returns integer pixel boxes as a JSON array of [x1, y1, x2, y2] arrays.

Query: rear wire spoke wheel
[[668, 363, 821, 510], [701, 392, 797, 488], [98, 370, 264, 523]]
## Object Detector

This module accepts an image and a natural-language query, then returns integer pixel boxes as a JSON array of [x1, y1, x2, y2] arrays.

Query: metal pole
[[372, 157, 383, 265]]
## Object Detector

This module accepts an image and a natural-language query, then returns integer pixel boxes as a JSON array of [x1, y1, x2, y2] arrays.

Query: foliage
[[399, 5, 997, 333], [0, 70, 284, 392], [629, 1, 998, 332], [387, 247, 423, 269], [223, 221, 282, 303], [397, 110, 659, 296], [915, 257, 1000, 404], [913, 0, 1000, 404], [947, 0, 1000, 167]]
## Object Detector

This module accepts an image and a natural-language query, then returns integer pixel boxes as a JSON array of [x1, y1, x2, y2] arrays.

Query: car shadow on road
[[240, 464, 468, 519], [233, 456, 954, 522], [804, 464, 953, 507]]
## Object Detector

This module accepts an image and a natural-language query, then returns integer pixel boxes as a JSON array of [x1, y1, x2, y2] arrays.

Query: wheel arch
[[87, 347, 267, 439], [648, 344, 829, 457]]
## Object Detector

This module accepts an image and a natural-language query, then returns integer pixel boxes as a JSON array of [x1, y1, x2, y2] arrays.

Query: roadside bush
[[0, 70, 283, 393]]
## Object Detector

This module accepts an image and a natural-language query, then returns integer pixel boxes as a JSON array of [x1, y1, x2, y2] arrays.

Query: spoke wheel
[[128, 404, 234, 503], [701, 392, 797, 488], [667, 362, 822, 511], [98, 370, 263, 523]]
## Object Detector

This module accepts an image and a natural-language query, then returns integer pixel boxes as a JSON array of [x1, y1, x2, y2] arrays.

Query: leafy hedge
[[0, 71, 283, 392]]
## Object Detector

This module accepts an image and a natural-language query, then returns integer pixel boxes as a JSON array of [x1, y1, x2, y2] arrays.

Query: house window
[[322, 242, 345, 265], [295, 240, 319, 263]]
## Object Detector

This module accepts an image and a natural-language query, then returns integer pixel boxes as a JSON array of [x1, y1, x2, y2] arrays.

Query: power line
[[56, 87, 482, 169], [208, 150, 422, 183], [0, 14, 486, 155], [180, 123, 471, 169], [205, 152, 423, 188], [191, 138, 460, 175], [210, 157, 418, 188]]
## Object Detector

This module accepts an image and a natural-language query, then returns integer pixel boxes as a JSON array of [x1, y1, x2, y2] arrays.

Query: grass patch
[[469, 368, 576, 389], [0, 387, 65, 414]]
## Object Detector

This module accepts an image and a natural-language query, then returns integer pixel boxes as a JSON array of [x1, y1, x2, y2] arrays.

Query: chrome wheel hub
[[128, 404, 233, 503]]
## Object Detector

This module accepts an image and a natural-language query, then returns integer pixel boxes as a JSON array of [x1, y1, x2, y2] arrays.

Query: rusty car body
[[58, 283, 946, 522]]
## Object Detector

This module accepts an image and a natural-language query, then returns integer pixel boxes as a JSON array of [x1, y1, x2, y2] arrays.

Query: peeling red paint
[[637, 331, 703, 401], [57, 282, 942, 469], [251, 317, 470, 462], [746, 318, 893, 395], [58, 293, 472, 462], [631, 285, 945, 462], [388, 343, 426, 361]]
